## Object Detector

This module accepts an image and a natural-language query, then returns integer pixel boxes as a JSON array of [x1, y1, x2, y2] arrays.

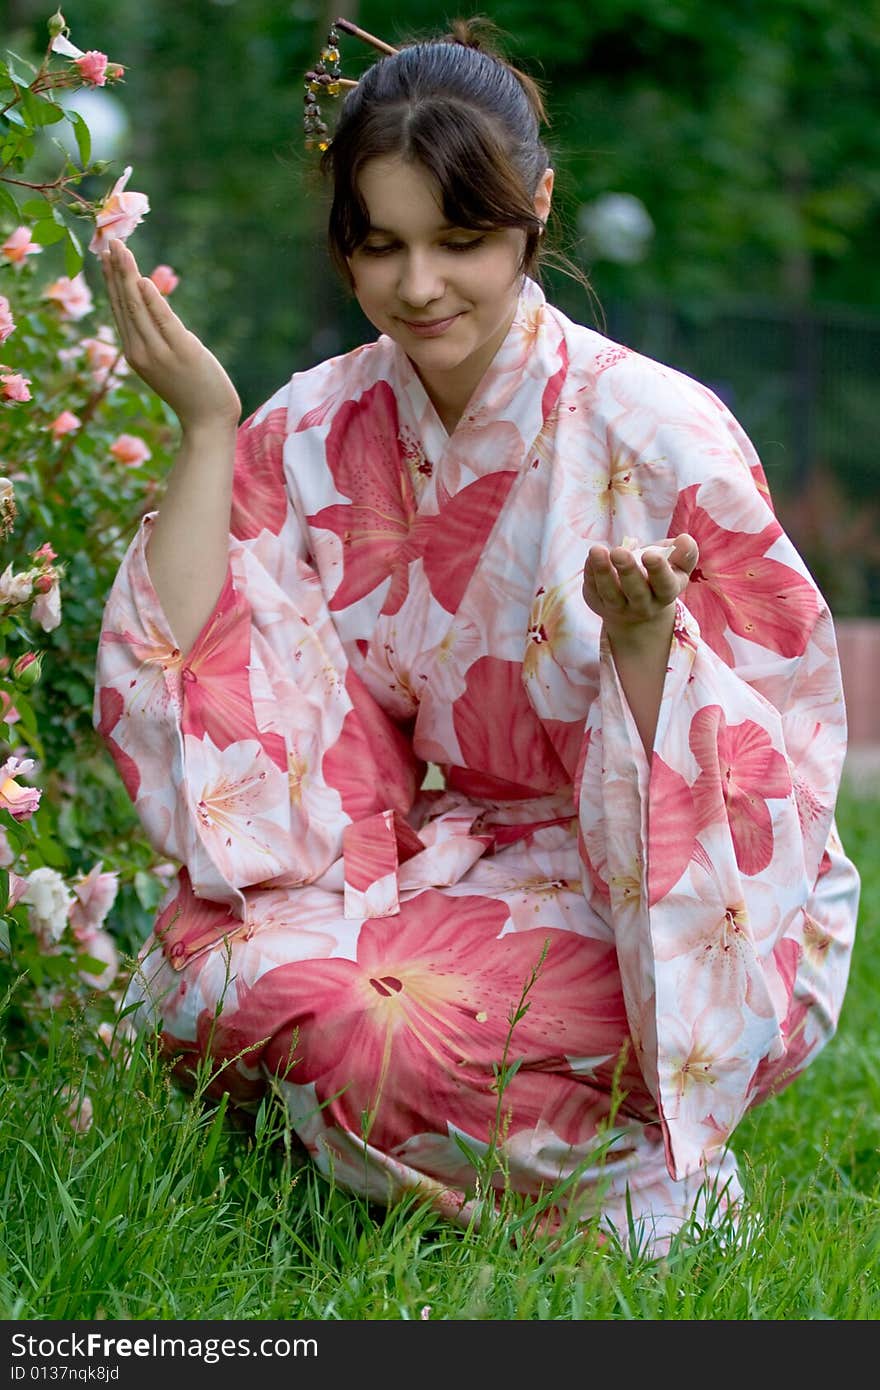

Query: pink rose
[[70, 861, 119, 941], [88, 166, 150, 256], [148, 264, 179, 295], [80, 327, 127, 386], [6, 869, 28, 910], [32, 543, 57, 563], [61, 1088, 94, 1135], [77, 928, 119, 990], [0, 756, 41, 821], [32, 576, 61, 632], [0, 296, 14, 344], [110, 433, 151, 467], [74, 51, 108, 86], [48, 410, 82, 439], [1, 226, 42, 264], [1, 373, 32, 402], [0, 691, 19, 724], [43, 273, 94, 321]]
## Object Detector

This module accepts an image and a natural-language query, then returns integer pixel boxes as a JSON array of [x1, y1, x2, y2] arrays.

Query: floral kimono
[[94, 277, 860, 1254]]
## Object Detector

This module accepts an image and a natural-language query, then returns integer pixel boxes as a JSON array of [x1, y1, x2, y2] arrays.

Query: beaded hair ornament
[[304, 17, 398, 151]]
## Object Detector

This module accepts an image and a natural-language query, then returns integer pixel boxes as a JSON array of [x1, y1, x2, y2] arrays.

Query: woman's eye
[[360, 242, 397, 256], [444, 237, 486, 253]]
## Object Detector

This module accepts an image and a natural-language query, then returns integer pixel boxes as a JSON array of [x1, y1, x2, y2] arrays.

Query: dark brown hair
[[321, 18, 551, 286]]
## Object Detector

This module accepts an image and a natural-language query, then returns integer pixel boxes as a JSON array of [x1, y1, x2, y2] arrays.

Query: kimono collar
[[388, 276, 568, 465]]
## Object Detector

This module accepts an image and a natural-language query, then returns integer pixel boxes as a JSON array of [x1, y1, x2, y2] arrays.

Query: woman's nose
[[397, 250, 444, 307]]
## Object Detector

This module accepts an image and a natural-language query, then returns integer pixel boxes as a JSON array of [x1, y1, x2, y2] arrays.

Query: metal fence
[[594, 295, 880, 617]]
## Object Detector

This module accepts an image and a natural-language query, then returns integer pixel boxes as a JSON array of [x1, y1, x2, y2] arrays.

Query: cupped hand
[[100, 238, 241, 433], [582, 533, 699, 635]]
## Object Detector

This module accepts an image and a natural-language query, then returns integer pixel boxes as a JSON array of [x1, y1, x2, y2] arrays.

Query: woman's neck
[[411, 306, 518, 435]]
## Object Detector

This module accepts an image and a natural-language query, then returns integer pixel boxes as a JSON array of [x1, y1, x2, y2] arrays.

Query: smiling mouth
[[400, 314, 461, 336]]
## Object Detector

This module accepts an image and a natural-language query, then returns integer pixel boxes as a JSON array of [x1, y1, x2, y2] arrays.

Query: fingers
[[666, 533, 699, 574], [100, 238, 181, 370], [586, 544, 626, 611], [637, 546, 680, 605], [99, 240, 130, 349], [584, 534, 695, 620], [611, 545, 678, 607], [101, 240, 148, 358]]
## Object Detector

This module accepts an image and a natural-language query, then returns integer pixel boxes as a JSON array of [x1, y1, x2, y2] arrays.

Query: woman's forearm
[[144, 421, 238, 656], [605, 606, 676, 757]]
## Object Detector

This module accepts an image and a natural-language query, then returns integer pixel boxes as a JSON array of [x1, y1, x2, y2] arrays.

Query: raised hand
[[99, 238, 241, 434], [582, 533, 699, 637]]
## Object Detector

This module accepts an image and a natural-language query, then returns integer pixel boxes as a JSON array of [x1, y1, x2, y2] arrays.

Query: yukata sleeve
[[577, 369, 861, 1181], [93, 389, 422, 953]]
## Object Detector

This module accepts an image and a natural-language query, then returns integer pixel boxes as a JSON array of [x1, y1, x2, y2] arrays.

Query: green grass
[[1, 787, 878, 1321]]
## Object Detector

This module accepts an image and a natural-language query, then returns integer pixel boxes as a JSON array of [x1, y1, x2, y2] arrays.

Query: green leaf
[[0, 812, 32, 854], [4, 57, 35, 89], [20, 91, 65, 128], [0, 918, 9, 955], [78, 951, 111, 979], [63, 224, 83, 277], [32, 219, 67, 247], [69, 110, 91, 168], [0, 182, 18, 220], [21, 198, 50, 219], [2, 106, 28, 129]]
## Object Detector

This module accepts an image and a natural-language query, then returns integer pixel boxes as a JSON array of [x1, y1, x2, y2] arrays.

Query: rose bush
[[1, 11, 178, 1072]]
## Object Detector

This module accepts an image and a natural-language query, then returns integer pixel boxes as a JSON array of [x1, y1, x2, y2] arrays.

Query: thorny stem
[[0, 175, 92, 214]]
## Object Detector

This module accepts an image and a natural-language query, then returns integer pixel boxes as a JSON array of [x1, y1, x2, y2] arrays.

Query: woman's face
[[348, 156, 550, 425]]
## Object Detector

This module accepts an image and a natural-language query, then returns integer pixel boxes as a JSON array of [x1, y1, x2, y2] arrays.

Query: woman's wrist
[[604, 602, 676, 656], [180, 416, 239, 447]]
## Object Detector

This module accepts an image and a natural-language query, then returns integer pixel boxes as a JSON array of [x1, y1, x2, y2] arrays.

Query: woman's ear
[[534, 167, 554, 225]]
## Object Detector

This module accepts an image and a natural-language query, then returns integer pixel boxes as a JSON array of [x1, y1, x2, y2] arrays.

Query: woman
[[95, 19, 860, 1255]]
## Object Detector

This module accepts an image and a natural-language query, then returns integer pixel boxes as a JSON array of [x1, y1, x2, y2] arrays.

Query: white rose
[[0, 563, 33, 605], [23, 866, 73, 943]]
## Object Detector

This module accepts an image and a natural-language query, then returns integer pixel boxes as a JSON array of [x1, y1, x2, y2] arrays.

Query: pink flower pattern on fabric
[[690, 705, 792, 876], [209, 889, 627, 1152]]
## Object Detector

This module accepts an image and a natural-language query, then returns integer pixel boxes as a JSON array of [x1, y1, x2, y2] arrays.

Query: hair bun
[[445, 14, 505, 55], [440, 15, 547, 126]]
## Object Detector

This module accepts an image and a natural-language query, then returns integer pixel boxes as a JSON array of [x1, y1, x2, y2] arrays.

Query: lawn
[[1, 785, 877, 1322]]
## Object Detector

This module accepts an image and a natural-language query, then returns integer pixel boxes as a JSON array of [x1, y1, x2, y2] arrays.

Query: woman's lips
[[399, 313, 461, 338]]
